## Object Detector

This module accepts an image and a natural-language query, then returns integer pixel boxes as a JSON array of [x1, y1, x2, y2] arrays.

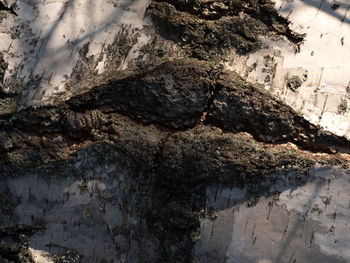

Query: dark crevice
[[151, 132, 171, 173], [99, 108, 201, 133], [201, 80, 223, 123], [0, 224, 43, 263], [0, 1, 17, 16]]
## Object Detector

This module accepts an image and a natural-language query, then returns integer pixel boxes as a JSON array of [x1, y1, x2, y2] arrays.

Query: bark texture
[[0, 0, 350, 263]]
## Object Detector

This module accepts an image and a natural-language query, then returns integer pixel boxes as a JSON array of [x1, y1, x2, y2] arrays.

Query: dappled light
[[1, 0, 151, 106]]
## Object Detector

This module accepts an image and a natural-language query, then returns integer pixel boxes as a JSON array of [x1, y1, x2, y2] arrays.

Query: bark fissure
[[0, 1, 17, 16]]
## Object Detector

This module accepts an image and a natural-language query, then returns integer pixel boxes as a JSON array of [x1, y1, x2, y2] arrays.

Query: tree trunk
[[0, 0, 350, 262]]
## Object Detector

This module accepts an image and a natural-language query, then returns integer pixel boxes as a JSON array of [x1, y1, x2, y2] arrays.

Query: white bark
[[226, 0, 350, 139]]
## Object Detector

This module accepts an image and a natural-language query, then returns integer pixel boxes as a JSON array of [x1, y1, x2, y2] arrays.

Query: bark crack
[[0, 1, 17, 16]]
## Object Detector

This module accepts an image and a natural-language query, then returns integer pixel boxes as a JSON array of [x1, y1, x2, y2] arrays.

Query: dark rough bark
[[1, 59, 349, 168], [68, 59, 221, 129], [206, 71, 350, 153], [148, 0, 303, 60], [0, 225, 42, 263], [0, 1, 348, 262], [1, 59, 350, 262]]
